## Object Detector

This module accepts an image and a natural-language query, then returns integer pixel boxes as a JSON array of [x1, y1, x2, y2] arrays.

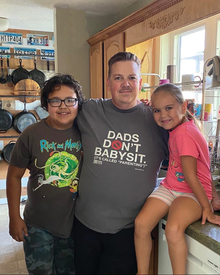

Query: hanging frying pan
[[1, 140, 16, 163], [29, 59, 45, 88], [0, 100, 13, 132], [0, 57, 7, 84], [12, 58, 29, 85], [13, 99, 37, 133]]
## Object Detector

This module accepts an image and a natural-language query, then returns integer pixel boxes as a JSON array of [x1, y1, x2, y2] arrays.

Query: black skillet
[[1, 140, 16, 163], [13, 98, 37, 133], [0, 100, 13, 132], [12, 58, 29, 85], [29, 59, 45, 88]]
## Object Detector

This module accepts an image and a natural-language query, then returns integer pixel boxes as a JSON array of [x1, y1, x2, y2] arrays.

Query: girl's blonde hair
[[152, 83, 202, 132]]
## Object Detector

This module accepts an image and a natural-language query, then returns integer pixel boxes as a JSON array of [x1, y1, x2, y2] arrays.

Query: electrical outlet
[[2, 99, 15, 110]]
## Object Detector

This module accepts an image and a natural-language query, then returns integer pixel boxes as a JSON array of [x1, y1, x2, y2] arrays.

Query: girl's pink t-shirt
[[161, 120, 212, 199]]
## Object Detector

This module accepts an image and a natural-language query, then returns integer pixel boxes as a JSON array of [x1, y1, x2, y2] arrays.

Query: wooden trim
[[87, 0, 183, 46], [126, 0, 220, 47]]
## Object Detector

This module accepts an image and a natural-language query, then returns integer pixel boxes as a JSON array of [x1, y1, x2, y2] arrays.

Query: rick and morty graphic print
[[32, 137, 81, 195], [34, 149, 80, 194]]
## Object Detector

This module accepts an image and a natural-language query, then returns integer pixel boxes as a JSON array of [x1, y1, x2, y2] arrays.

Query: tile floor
[[0, 202, 28, 274]]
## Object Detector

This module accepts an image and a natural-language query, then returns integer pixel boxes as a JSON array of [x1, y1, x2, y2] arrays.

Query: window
[[174, 26, 205, 82]]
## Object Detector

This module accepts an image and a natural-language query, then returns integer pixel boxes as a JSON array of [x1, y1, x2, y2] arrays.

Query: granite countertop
[[163, 189, 220, 255], [185, 210, 220, 255]]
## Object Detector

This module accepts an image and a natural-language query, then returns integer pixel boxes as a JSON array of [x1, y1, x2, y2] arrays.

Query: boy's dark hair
[[108, 52, 141, 78], [41, 74, 84, 111]]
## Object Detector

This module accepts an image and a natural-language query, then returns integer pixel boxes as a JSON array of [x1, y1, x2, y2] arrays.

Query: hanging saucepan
[[0, 100, 13, 132], [29, 59, 45, 88], [1, 140, 16, 163], [12, 58, 29, 85], [13, 99, 37, 133]]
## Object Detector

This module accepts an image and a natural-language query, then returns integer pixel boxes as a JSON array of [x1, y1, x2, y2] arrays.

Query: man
[[74, 52, 168, 274], [74, 52, 220, 274]]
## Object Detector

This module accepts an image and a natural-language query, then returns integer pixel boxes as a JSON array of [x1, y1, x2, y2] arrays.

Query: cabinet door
[[90, 42, 103, 99], [104, 33, 125, 98]]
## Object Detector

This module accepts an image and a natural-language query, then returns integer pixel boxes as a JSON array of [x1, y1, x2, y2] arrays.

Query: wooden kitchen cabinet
[[103, 33, 125, 98], [89, 33, 125, 99], [90, 42, 103, 99]]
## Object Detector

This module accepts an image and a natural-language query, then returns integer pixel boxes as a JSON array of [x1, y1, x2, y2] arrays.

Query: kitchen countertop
[[163, 188, 220, 255]]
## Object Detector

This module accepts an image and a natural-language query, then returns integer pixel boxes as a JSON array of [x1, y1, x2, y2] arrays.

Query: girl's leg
[[165, 197, 202, 275], [135, 197, 169, 274]]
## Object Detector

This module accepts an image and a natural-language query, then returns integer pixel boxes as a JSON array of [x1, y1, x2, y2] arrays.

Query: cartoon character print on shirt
[[170, 159, 186, 183], [33, 151, 79, 193], [33, 137, 81, 194]]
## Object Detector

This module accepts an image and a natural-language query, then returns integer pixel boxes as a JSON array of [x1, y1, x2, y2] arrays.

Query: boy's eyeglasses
[[47, 97, 78, 107]]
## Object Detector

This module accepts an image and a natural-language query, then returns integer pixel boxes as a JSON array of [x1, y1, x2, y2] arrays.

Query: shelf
[[0, 135, 20, 138], [0, 95, 40, 98], [141, 80, 202, 90]]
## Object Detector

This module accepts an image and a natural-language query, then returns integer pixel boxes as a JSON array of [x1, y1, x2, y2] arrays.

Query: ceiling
[[1, 0, 138, 32]]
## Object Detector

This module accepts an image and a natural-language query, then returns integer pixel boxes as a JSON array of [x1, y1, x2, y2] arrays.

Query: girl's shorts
[[148, 185, 210, 207]]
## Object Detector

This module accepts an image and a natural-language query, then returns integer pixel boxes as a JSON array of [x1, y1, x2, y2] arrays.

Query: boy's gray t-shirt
[[75, 99, 168, 234], [10, 119, 82, 238]]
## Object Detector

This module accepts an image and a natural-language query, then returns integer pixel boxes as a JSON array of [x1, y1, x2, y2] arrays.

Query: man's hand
[[211, 196, 220, 211]]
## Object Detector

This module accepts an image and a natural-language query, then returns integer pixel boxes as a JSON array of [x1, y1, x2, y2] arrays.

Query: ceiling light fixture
[[0, 17, 9, 31]]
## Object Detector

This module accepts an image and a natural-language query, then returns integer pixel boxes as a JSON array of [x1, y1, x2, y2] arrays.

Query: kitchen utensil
[[29, 59, 45, 88], [167, 65, 176, 83], [0, 100, 13, 132], [35, 105, 49, 119], [13, 78, 40, 103], [1, 140, 16, 163], [12, 58, 29, 85], [140, 51, 148, 65], [13, 98, 37, 133], [0, 57, 6, 84], [45, 60, 52, 80], [6, 58, 13, 83]]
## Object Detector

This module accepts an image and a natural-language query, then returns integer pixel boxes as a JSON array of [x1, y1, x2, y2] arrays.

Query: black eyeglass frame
[[47, 97, 78, 107]]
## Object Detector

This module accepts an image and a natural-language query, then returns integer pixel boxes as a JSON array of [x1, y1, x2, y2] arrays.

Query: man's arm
[[211, 179, 220, 211]]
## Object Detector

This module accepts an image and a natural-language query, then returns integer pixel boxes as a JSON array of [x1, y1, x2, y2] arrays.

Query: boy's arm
[[6, 165, 28, 242]]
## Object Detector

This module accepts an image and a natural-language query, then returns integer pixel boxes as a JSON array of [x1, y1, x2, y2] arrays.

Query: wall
[[116, 0, 155, 21], [54, 8, 115, 98]]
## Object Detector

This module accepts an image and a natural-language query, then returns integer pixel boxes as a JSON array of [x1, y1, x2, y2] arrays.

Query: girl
[[7, 74, 84, 275], [135, 83, 220, 274]]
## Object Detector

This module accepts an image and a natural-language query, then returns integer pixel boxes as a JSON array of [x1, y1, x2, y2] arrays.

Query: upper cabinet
[[90, 42, 103, 99], [87, 0, 220, 99], [104, 33, 125, 98], [89, 33, 125, 99]]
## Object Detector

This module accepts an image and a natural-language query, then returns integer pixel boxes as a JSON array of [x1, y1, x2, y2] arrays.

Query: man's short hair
[[108, 52, 141, 78]]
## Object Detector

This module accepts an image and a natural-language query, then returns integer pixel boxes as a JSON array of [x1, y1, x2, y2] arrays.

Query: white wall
[[54, 8, 115, 98]]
